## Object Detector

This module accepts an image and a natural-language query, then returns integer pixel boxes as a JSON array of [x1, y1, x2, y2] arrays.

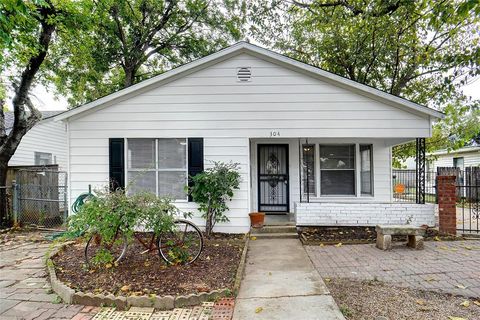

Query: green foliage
[[48, 0, 246, 106], [187, 161, 241, 237], [68, 188, 178, 264], [249, 0, 480, 159], [1, 0, 86, 82]]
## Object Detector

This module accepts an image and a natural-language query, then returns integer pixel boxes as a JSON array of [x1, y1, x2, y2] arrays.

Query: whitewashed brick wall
[[295, 202, 436, 226]]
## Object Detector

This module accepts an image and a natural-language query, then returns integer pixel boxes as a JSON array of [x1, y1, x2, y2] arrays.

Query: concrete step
[[251, 225, 297, 234], [251, 232, 299, 239]]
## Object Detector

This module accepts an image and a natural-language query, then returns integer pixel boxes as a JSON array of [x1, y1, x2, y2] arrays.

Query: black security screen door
[[258, 144, 289, 213]]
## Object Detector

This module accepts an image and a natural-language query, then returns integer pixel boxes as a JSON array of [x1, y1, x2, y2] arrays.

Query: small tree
[[188, 162, 241, 237]]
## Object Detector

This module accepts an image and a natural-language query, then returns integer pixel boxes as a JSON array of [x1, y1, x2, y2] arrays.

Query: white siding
[[69, 137, 250, 233], [431, 150, 480, 171], [8, 120, 67, 171], [67, 52, 433, 232]]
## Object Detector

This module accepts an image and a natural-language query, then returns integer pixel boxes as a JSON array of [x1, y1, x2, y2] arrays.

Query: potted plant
[[249, 212, 265, 228]]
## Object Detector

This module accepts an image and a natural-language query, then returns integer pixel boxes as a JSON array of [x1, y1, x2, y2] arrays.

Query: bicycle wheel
[[158, 219, 204, 265], [84, 230, 128, 267]]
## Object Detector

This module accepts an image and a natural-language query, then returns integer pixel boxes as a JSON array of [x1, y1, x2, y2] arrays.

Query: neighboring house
[[6, 111, 67, 170], [54, 42, 442, 233], [428, 146, 480, 172], [401, 145, 479, 172]]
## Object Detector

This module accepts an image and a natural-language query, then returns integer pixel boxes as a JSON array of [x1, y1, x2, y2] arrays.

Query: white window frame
[[125, 138, 188, 201], [318, 144, 357, 197]]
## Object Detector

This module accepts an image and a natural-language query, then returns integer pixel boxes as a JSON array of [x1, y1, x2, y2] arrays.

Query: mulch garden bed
[[52, 233, 245, 297], [326, 278, 480, 320], [300, 226, 465, 245]]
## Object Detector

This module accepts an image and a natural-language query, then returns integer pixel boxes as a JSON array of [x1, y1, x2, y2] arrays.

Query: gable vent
[[237, 67, 251, 82]]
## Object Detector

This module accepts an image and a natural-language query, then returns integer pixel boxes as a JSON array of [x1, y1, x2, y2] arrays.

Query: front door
[[258, 144, 289, 213]]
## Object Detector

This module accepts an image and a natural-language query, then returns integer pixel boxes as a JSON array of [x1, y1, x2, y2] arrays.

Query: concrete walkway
[[233, 239, 345, 320]]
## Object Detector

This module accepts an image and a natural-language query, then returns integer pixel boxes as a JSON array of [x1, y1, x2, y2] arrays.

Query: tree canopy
[[48, 0, 246, 106], [249, 0, 480, 162]]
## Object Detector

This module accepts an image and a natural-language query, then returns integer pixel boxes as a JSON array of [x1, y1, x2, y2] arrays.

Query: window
[[360, 145, 373, 195], [34, 152, 52, 165], [302, 145, 316, 195], [127, 138, 187, 199], [453, 157, 464, 170], [319, 145, 355, 195]]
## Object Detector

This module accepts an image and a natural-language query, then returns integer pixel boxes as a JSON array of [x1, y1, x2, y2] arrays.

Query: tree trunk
[[0, 158, 9, 227], [0, 2, 56, 225], [123, 66, 137, 87]]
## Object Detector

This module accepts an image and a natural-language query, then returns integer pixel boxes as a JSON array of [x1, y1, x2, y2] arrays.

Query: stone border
[[47, 236, 249, 310]]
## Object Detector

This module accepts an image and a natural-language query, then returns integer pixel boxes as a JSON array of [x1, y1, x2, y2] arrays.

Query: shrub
[[187, 161, 241, 237], [68, 188, 179, 264]]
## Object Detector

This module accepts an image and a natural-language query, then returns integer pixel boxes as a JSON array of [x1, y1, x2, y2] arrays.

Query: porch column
[[415, 138, 426, 204]]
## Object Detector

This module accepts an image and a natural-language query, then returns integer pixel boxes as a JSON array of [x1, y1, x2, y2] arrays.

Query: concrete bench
[[376, 225, 426, 250]]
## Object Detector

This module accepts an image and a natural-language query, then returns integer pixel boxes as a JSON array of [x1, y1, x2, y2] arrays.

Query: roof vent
[[237, 67, 251, 82]]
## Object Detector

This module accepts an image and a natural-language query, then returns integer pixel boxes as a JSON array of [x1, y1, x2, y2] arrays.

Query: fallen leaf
[[473, 301, 480, 307], [433, 236, 441, 241], [335, 243, 343, 247], [206, 256, 211, 260], [460, 301, 470, 308], [425, 277, 436, 282], [439, 246, 449, 250], [120, 285, 130, 292], [319, 243, 325, 247], [268, 272, 272, 276], [416, 299, 426, 305], [214, 244, 220, 247], [250, 236, 257, 241], [105, 263, 112, 269], [456, 285, 467, 289], [464, 246, 472, 250], [448, 317, 467, 320], [144, 261, 151, 267], [324, 278, 331, 283], [255, 307, 263, 313]]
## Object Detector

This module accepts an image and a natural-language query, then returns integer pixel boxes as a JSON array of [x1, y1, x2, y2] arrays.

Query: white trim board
[[54, 42, 444, 122]]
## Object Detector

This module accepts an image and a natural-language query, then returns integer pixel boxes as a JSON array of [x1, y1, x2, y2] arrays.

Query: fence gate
[[14, 168, 68, 229], [454, 167, 479, 234]]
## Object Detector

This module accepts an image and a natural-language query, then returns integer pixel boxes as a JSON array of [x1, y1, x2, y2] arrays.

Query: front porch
[[249, 138, 434, 227]]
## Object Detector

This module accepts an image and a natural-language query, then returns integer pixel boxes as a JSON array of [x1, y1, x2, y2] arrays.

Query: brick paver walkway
[[0, 233, 233, 320], [306, 240, 480, 298]]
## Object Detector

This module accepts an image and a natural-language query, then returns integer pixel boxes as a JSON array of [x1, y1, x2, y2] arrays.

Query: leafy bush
[[68, 188, 179, 264], [187, 161, 241, 237]]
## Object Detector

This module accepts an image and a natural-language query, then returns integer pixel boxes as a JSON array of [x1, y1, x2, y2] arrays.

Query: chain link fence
[[13, 169, 68, 229]]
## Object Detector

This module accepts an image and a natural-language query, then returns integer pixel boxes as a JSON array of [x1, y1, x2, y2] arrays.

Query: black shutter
[[109, 138, 125, 191], [188, 138, 204, 201]]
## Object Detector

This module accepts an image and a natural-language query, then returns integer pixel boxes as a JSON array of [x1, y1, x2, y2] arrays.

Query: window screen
[[320, 145, 355, 195], [360, 144, 373, 195], [127, 138, 187, 199], [302, 145, 316, 195], [34, 152, 52, 165]]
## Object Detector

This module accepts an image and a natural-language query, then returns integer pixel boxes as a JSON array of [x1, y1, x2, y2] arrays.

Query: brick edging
[[46, 237, 249, 310]]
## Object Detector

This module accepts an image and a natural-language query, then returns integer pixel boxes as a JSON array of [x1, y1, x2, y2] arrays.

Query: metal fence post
[[12, 180, 18, 225]]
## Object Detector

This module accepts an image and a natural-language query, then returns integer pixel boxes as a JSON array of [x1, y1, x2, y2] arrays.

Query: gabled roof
[[5, 111, 64, 134], [54, 42, 444, 121]]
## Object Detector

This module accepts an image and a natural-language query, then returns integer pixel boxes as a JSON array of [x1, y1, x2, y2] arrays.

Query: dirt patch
[[53, 233, 245, 297], [300, 226, 465, 245], [326, 278, 480, 320]]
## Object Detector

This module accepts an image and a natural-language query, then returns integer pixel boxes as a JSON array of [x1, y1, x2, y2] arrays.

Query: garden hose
[[71, 192, 95, 214]]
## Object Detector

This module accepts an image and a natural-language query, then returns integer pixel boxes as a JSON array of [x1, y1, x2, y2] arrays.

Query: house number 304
[[270, 130, 280, 137]]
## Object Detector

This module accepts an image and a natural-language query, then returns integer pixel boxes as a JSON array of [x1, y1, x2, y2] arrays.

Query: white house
[[54, 42, 442, 233], [400, 145, 479, 172], [7, 111, 67, 170]]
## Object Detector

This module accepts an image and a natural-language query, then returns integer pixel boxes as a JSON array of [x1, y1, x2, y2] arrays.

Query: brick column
[[437, 176, 457, 235]]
